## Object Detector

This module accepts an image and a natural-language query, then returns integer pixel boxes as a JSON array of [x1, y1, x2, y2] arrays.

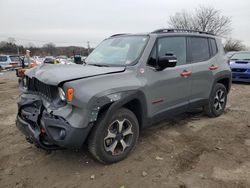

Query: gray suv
[[16, 29, 232, 163]]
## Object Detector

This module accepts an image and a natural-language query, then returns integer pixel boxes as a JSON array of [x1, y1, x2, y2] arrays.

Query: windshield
[[85, 36, 149, 66], [0, 56, 7, 62], [231, 52, 250, 60]]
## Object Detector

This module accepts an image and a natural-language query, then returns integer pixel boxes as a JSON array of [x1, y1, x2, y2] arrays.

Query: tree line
[[0, 40, 92, 57]]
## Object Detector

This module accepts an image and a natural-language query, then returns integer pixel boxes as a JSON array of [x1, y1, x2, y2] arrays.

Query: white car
[[58, 58, 75, 65], [0, 55, 11, 69], [0, 55, 21, 70]]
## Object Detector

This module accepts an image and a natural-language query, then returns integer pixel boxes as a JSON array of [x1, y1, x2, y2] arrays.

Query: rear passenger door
[[187, 37, 218, 106]]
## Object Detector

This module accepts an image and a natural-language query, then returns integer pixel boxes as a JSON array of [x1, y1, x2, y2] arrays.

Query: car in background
[[33, 56, 43, 65], [226, 51, 237, 59], [43, 56, 59, 64], [0, 55, 12, 70], [229, 51, 250, 82], [9, 55, 22, 68], [56, 56, 74, 65], [73, 55, 84, 64], [0, 55, 21, 70], [58, 58, 75, 65], [56, 56, 68, 60]]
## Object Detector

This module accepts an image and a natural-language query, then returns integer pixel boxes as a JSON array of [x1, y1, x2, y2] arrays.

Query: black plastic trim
[[98, 90, 148, 129]]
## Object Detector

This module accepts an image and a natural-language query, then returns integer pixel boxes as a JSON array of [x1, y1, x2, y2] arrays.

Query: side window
[[209, 38, 218, 56], [158, 37, 186, 66], [189, 37, 210, 62]]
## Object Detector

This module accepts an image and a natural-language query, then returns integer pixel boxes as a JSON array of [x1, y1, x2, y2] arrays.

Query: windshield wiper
[[89, 63, 109, 67]]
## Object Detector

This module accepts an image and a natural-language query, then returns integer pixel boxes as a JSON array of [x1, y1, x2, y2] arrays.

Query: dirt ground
[[0, 71, 250, 188]]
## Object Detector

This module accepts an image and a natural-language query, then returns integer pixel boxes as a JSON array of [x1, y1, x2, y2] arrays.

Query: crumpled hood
[[26, 64, 126, 86]]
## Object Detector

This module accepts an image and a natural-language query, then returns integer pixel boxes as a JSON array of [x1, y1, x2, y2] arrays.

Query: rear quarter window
[[189, 37, 210, 62], [209, 38, 218, 57]]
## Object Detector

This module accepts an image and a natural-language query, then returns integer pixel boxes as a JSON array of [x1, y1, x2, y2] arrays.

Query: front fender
[[88, 90, 148, 128]]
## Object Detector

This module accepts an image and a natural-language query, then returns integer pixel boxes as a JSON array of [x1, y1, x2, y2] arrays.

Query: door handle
[[209, 65, 219, 70], [180, 70, 192, 77]]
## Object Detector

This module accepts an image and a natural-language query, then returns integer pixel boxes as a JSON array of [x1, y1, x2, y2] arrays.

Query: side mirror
[[157, 54, 177, 71]]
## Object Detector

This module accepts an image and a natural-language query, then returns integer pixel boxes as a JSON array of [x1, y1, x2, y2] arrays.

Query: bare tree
[[224, 38, 247, 52], [43, 42, 56, 55], [7, 37, 16, 44], [26, 42, 36, 48], [0, 41, 7, 48], [168, 11, 195, 30], [168, 6, 232, 36]]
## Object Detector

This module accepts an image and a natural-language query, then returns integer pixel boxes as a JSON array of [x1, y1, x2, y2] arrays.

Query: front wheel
[[88, 108, 139, 164], [204, 83, 227, 117]]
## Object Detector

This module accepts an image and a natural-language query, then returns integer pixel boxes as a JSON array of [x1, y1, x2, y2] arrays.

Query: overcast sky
[[0, 0, 249, 47]]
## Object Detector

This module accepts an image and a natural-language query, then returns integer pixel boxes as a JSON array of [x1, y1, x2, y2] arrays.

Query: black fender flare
[[91, 90, 148, 129], [210, 71, 232, 96]]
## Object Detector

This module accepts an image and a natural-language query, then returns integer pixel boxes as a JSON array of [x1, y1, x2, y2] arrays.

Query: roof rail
[[152, 28, 215, 36], [110, 33, 129, 37]]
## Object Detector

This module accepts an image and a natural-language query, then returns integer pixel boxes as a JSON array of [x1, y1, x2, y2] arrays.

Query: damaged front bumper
[[16, 94, 92, 150]]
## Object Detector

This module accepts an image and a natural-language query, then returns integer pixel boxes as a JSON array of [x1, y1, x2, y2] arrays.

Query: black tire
[[204, 83, 227, 117], [88, 108, 139, 164]]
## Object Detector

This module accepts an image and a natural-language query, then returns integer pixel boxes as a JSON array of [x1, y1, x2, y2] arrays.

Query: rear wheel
[[88, 108, 139, 164], [204, 83, 227, 117]]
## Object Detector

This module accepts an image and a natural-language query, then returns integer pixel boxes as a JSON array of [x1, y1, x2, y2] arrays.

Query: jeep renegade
[[16, 29, 232, 164]]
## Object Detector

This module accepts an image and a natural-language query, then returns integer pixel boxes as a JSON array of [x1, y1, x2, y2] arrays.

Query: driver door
[[145, 36, 193, 119]]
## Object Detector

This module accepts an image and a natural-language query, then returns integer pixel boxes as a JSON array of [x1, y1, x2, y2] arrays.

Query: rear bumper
[[16, 95, 92, 150], [232, 72, 250, 82]]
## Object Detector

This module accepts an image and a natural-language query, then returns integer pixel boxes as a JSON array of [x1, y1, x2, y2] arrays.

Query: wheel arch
[[95, 90, 148, 129], [217, 77, 230, 92], [213, 71, 232, 94]]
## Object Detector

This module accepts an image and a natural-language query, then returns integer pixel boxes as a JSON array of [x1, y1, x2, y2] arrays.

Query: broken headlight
[[58, 87, 66, 101]]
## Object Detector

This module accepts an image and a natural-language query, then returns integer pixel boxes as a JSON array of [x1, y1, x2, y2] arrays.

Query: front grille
[[27, 77, 57, 100], [231, 68, 247, 73]]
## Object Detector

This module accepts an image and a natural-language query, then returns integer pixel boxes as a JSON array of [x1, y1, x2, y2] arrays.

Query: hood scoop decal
[[235, 61, 249, 64]]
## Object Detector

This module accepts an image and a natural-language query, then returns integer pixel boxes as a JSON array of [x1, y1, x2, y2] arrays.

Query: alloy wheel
[[104, 119, 134, 156], [213, 89, 225, 111]]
